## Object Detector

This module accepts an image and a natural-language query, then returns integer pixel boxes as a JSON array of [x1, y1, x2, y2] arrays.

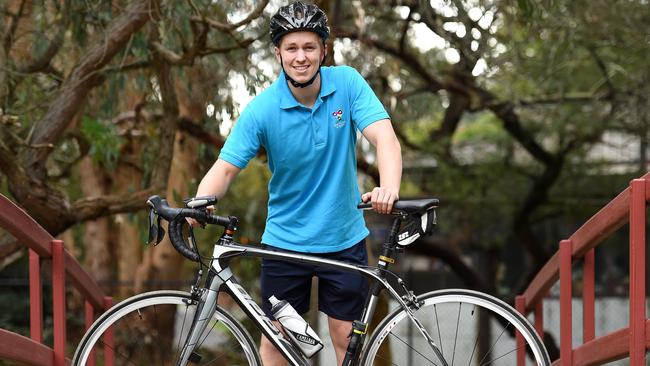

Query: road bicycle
[[72, 195, 551, 365]]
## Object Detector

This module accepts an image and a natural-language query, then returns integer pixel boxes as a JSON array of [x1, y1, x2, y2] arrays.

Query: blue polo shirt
[[219, 66, 389, 253]]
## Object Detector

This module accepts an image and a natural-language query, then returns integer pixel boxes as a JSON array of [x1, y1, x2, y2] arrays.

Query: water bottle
[[269, 295, 323, 358]]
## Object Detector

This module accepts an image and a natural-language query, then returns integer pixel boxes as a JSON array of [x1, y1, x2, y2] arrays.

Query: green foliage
[[80, 116, 125, 170]]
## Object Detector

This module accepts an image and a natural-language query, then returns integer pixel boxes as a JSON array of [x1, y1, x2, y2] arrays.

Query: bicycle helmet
[[270, 1, 330, 46]]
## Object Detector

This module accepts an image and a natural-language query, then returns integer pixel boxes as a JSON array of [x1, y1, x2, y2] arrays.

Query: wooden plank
[[0, 328, 53, 366]]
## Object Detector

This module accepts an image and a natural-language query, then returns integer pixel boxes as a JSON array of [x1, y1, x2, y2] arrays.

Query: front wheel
[[362, 289, 550, 366], [72, 290, 262, 365]]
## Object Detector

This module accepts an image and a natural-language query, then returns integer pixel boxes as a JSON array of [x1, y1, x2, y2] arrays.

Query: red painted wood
[[0, 329, 53, 366], [523, 172, 650, 312], [523, 252, 559, 310], [515, 296, 525, 366], [560, 239, 573, 366], [535, 300, 544, 341], [573, 326, 628, 366], [104, 296, 114, 366], [52, 240, 66, 366], [85, 301, 96, 366], [0, 194, 105, 308], [29, 249, 42, 343], [583, 249, 595, 343], [629, 179, 646, 366], [571, 322, 650, 366]]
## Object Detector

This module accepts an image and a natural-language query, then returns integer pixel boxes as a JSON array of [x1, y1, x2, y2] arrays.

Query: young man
[[193, 2, 401, 365]]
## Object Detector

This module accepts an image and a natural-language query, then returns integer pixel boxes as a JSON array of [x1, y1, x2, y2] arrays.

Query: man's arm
[[360, 119, 402, 214], [196, 159, 242, 198], [187, 159, 241, 226]]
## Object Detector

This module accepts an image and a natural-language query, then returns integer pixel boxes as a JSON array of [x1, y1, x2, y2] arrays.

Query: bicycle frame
[[176, 239, 448, 366]]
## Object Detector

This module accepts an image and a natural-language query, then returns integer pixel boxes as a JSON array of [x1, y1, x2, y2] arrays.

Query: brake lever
[[147, 208, 156, 246], [146, 208, 167, 246], [156, 215, 165, 245]]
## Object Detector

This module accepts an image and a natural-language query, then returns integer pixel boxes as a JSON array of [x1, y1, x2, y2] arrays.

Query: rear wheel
[[72, 290, 261, 365], [362, 289, 550, 366]]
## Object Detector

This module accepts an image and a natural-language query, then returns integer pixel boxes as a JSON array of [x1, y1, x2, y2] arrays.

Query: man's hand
[[361, 187, 399, 214], [185, 206, 214, 227]]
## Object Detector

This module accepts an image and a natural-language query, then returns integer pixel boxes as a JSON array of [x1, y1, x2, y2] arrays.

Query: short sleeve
[[347, 67, 390, 132], [218, 108, 262, 169]]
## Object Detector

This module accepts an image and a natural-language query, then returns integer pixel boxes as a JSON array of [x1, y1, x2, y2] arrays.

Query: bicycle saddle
[[393, 198, 439, 214]]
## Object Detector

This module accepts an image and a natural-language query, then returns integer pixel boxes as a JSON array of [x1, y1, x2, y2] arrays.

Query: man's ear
[[321, 43, 328, 64], [274, 46, 281, 63]]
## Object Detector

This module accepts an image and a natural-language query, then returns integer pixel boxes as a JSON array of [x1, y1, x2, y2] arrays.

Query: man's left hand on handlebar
[[361, 187, 399, 214]]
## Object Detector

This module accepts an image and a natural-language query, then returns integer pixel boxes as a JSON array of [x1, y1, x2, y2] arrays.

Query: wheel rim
[[74, 292, 260, 365], [364, 290, 549, 366]]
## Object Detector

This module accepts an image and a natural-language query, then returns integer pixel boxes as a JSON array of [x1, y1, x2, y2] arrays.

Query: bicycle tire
[[361, 289, 550, 366], [72, 290, 262, 365]]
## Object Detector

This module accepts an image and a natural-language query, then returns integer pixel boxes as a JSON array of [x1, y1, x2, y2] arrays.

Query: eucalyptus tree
[[0, 0, 274, 279], [327, 0, 650, 297]]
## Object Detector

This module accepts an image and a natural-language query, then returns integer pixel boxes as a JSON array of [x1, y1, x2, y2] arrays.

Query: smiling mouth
[[293, 65, 310, 72]]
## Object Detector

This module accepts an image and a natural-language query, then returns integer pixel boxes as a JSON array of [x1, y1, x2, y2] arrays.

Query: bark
[[0, 0, 157, 238], [24, 0, 153, 179], [79, 157, 112, 291]]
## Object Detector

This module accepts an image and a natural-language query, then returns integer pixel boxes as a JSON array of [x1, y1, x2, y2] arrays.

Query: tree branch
[[2, 0, 27, 54], [190, 0, 270, 32], [335, 28, 447, 93], [24, 0, 154, 180]]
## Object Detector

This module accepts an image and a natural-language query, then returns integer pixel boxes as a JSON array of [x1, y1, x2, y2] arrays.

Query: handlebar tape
[[147, 195, 231, 262]]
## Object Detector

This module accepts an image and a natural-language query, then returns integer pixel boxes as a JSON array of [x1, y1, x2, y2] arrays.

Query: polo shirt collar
[[278, 67, 336, 110]]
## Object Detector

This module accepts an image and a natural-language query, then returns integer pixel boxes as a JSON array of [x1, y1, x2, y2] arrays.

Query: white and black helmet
[[270, 1, 330, 46]]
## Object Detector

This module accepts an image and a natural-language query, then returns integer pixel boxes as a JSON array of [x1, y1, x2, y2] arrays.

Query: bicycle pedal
[[188, 352, 202, 363]]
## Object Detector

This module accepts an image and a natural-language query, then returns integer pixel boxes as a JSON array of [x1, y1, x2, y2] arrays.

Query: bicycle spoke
[[94, 338, 141, 366], [452, 303, 461, 366], [73, 292, 260, 365], [387, 331, 441, 366], [175, 304, 191, 365], [434, 304, 443, 359], [371, 352, 403, 366], [362, 290, 549, 366], [479, 344, 526, 366], [467, 305, 481, 366], [197, 317, 221, 349], [477, 320, 511, 366]]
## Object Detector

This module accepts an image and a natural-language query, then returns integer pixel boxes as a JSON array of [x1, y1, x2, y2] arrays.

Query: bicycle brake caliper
[[398, 279, 421, 310]]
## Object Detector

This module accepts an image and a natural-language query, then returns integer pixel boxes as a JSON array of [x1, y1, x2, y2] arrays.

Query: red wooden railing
[[0, 194, 113, 366], [516, 173, 650, 365]]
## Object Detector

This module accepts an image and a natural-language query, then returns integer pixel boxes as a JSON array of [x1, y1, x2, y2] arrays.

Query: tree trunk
[[79, 157, 112, 292]]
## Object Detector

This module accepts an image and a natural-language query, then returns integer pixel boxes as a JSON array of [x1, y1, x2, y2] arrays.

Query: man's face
[[275, 31, 326, 85]]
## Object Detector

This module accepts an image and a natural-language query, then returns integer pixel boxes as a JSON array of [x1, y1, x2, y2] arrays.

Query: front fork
[[176, 269, 225, 366]]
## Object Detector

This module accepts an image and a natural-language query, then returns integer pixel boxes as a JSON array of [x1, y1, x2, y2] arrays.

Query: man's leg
[[260, 324, 288, 366], [328, 317, 353, 365], [260, 245, 313, 366], [317, 241, 369, 365]]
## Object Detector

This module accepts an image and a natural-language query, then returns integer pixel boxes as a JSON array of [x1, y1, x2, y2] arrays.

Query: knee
[[330, 323, 352, 349], [260, 336, 288, 366]]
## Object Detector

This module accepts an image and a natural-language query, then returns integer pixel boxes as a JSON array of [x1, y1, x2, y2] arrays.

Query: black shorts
[[260, 240, 369, 321]]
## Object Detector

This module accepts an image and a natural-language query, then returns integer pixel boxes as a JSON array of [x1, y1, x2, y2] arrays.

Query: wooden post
[[582, 249, 595, 343], [103, 296, 114, 366], [560, 239, 573, 366], [515, 296, 526, 366], [52, 240, 66, 366], [629, 179, 646, 366], [85, 301, 96, 366], [29, 249, 43, 343]]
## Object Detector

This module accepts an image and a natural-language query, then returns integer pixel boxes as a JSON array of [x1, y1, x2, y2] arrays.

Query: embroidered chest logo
[[332, 109, 345, 128]]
